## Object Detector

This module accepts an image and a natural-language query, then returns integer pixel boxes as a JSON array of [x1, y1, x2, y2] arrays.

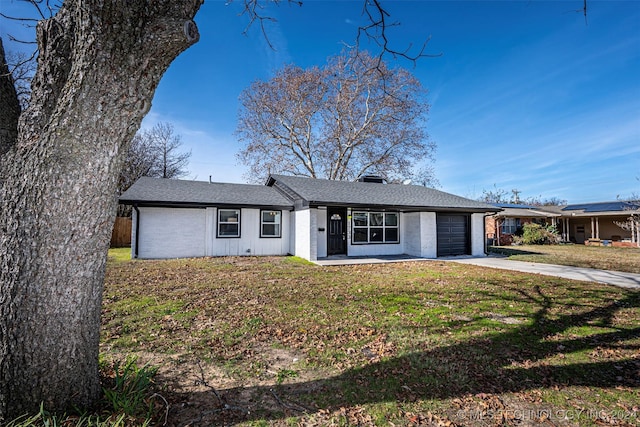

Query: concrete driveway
[[443, 255, 640, 290], [315, 254, 640, 290]]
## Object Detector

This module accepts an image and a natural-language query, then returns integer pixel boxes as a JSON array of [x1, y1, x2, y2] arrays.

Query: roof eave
[[119, 199, 294, 210], [305, 201, 499, 212]]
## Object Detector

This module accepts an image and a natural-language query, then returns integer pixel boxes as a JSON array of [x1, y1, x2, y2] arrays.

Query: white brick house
[[119, 175, 499, 261]]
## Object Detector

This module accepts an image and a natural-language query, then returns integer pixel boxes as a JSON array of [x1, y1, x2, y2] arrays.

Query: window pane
[[220, 210, 239, 223], [353, 212, 368, 226], [370, 228, 383, 242], [370, 213, 384, 226], [385, 213, 398, 226], [219, 223, 239, 236], [262, 224, 280, 237], [353, 228, 368, 242], [385, 228, 398, 242], [262, 211, 280, 223]]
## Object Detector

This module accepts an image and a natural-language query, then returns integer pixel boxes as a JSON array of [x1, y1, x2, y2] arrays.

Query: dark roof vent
[[358, 175, 385, 184]]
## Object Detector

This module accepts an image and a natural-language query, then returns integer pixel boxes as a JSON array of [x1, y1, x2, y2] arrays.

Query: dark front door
[[327, 208, 347, 255]]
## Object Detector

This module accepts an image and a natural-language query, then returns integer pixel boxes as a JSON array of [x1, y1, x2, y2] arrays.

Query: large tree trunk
[[0, 0, 202, 419]]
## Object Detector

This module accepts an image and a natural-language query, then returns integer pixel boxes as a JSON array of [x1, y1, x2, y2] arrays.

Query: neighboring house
[[485, 204, 560, 246], [119, 175, 500, 261], [551, 201, 640, 246], [485, 201, 640, 247]]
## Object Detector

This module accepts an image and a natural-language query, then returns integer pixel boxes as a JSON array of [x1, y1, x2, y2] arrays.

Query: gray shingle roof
[[119, 177, 294, 208], [494, 207, 560, 218], [268, 174, 499, 211]]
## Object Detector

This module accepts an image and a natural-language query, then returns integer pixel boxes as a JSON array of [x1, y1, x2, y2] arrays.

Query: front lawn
[[102, 253, 639, 426], [490, 244, 640, 274]]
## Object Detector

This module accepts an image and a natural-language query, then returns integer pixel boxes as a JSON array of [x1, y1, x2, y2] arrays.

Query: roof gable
[[267, 174, 498, 211]]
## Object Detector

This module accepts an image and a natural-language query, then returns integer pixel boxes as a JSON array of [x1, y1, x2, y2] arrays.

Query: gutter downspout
[[133, 204, 140, 259]]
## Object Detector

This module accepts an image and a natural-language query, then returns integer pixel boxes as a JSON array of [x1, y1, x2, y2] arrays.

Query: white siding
[[288, 209, 296, 256], [422, 212, 438, 258], [400, 212, 437, 258], [137, 207, 206, 259], [471, 213, 487, 256], [347, 242, 405, 256], [404, 212, 422, 257], [294, 209, 312, 260], [133, 205, 485, 260], [134, 206, 290, 259], [316, 207, 328, 258], [207, 208, 291, 256]]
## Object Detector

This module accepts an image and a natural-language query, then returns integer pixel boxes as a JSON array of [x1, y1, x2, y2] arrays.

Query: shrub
[[102, 356, 159, 419], [513, 223, 560, 245]]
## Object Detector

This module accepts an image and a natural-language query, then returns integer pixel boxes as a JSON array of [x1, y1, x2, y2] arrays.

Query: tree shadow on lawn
[[165, 288, 640, 425], [489, 246, 543, 257]]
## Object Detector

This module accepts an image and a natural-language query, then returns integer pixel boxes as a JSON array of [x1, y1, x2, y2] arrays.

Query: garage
[[437, 213, 470, 257]]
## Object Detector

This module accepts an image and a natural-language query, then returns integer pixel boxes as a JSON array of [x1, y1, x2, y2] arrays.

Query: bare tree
[[118, 133, 157, 196], [479, 185, 566, 206], [536, 196, 568, 207], [479, 185, 511, 204], [2, 49, 36, 110], [0, 0, 444, 419], [118, 123, 190, 194], [614, 189, 640, 247], [147, 122, 191, 179], [117, 123, 191, 216], [0, 39, 20, 157], [237, 49, 435, 184]]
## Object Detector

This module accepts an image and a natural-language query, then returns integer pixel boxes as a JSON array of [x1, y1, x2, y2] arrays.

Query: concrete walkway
[[315, 255, 640, 290], [314, 254, 427, 266]]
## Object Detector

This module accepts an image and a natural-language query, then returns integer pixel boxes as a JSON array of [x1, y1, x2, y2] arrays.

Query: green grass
[[6, 357, 157, 427], [107, 247, 131, 263], [490, 244, 640, 273], [101, 251, 640, 426]]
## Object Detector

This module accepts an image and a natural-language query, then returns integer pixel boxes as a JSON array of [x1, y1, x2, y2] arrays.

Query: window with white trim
[[501, 218, 519, 234], [352, 211, 399, 244], [261, 210, 281, 238], [218, 209, 240, 237]]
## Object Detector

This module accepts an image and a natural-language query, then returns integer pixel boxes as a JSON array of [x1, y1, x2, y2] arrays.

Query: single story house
[[485, 204, 561, 246], [119, 175, 500, 261], [485, 201, 640, 247], [552, 201, 639, 246]]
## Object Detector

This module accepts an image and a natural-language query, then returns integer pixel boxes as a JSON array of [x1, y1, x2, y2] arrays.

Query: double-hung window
[[501, 218, 519, 234], [261, 210, 281, 238], [352, 211, 399, 244], [218, 209, 240, 237]]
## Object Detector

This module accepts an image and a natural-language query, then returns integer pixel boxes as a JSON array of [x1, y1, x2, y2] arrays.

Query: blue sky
[[2, 1, 639, 203]]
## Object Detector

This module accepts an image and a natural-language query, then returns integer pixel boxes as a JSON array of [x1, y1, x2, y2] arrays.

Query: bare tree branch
[[0, 38, 21, 157], [0, 0, 60, 42], [236, 48, 435, 184], [355, 0, 441, 68], [2, 49, 36, 109], [118, 122, 191, 195], [234, 0, 301, 50]]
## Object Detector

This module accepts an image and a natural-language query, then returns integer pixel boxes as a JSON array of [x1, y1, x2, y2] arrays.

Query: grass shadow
[[489, 246, 545, 257], [162, 289, 640, 425]]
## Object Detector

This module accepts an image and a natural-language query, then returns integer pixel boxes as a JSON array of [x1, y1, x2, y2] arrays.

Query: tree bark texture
[[0, 0, 202, 419]]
